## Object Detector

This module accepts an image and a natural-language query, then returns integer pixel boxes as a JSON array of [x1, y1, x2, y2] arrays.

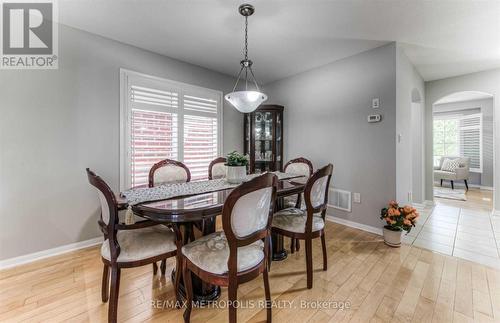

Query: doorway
[[409, 91, 499, 266], [431, 91, 494, 210]]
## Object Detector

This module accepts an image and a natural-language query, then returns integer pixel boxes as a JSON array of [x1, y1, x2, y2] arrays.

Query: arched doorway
[[431, 91, 494, 209]]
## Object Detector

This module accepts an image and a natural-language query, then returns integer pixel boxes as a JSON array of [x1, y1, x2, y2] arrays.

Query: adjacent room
[[2, 1, 500, 322]]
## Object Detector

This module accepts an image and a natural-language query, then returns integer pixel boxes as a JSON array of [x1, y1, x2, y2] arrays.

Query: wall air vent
[[328, 188, 352, 212]]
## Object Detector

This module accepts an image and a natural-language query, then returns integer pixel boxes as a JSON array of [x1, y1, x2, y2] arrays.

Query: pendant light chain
[[245, 16, 249, 90], [244, 16, 249, 61]]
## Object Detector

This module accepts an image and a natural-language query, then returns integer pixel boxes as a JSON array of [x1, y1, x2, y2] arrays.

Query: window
[[120, 70, 222, 189], [433, 113, 482, 172], [433, 117, 459, 166]]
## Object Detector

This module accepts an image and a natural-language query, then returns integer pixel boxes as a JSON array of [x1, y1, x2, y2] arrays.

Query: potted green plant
[[380, 201, 419, 247], [226, 151, 249, 184]]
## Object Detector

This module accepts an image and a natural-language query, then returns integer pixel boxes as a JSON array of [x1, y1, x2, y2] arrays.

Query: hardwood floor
[[2, 221, 500, 322]]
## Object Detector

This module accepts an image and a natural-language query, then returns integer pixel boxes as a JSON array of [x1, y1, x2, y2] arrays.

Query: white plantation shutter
[[183, 93, 220, 181], [460, 113, 482, 172], [120, 70, 222, 189]]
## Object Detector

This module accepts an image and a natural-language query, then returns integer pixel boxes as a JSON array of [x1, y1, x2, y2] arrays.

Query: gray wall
[[396, 45, 425, 204], [264, 43, 397, 228], [433, 98, 494, 187], [425, 68, 500, 211], [0, 25, 243, 260]]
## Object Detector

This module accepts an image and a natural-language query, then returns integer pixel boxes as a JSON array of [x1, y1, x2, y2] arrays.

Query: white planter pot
[[226, 166, 247, 184], [383, 227, 402, 247]]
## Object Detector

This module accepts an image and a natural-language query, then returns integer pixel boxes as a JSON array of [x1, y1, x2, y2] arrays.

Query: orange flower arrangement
[[380, 200, 419, 232]]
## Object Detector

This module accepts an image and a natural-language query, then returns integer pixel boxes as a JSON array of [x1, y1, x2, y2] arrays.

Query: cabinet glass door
[[254, 111, 274, 173], [275, 112, 282, 171]]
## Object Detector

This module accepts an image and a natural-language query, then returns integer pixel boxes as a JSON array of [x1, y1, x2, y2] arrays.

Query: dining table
[[122, 172, 307, 304]]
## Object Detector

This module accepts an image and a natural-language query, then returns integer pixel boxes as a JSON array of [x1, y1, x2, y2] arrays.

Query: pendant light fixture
[[225, 4, 267, 113]]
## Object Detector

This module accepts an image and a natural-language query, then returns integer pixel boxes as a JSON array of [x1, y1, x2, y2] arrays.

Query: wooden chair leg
[[305, 238, 313, 289], [101, 264, 109, 302], [108, 266, 121, 323], [160, 259, 167, 276], [296, 239, 300, 252], [182, 260, 193, 323], [290, 238, 295, 254], [228, 282, 238, 323], [152, 262, 158, 275], [321, 233, 327, 271], [263, 267, 272, 322]]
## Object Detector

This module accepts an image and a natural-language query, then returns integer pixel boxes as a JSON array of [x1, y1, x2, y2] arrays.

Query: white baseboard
[[0, 237, 103, 270], [325, 215, 382, 236]]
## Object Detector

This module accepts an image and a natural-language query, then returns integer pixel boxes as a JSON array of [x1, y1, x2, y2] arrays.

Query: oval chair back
[[148, 159, 191, 187], [86, 168, 120, 262], [208, 157, 227, 180], [284, 157, 313, 177], [303, 164, 333, 234], [221, 173, 278, 274]]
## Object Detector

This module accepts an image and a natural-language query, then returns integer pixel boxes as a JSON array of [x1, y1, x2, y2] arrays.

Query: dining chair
[[148, 159, 191, 187], [272, 164, 333, 289], [283, 157, 313, 253], [149, 159, 193, 270], [182, 173, 278, 323], [86, 169, 182, 323], [208, 157, 227, 180]]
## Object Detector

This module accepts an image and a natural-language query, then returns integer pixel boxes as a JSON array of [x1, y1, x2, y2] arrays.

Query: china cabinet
[[244, 105, 284, 173]]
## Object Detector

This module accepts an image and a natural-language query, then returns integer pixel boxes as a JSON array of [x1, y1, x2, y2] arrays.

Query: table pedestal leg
[[271, 231, 288, 261]]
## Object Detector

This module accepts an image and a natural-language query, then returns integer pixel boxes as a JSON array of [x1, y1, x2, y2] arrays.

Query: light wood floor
[[2, 222, 500, 322]]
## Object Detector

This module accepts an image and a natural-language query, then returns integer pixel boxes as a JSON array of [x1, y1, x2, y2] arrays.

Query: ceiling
[[58, 0, 500, 84], [434, 91, 494, 105]]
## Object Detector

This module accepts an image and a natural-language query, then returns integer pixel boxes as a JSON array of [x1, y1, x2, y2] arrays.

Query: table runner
[[122, 171, 302, 206]]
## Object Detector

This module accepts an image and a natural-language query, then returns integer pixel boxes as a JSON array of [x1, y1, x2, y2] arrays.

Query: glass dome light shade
[[224, 90, 268, 113]]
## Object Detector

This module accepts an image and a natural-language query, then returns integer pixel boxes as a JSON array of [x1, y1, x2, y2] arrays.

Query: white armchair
[[434, 156, 470, 190]]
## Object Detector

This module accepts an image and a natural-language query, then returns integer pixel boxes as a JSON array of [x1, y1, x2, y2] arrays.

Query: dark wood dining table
[[129, 176, 306, 304]]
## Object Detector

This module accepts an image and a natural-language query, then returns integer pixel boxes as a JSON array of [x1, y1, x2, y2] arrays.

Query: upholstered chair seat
[[283, 196, 306, 209], [101, 225, 177, 263], [181, 231, 264, 275], [433, 170, 456, 180], [272, 208, 325, 233]]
